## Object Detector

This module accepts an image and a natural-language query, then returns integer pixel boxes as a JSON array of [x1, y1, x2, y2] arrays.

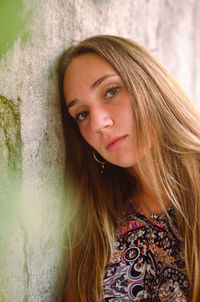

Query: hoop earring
[[93, 150, 107, 174]]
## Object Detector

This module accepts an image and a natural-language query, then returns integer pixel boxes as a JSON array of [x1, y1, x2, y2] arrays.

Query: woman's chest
[[103, 213, 189, 301]]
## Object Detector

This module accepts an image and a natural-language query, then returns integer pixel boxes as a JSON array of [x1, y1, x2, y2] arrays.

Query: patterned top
[[103, 205, 190, 301]]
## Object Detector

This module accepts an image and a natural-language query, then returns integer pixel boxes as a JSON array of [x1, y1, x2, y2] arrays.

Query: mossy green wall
[[0, 95, 21, 214]]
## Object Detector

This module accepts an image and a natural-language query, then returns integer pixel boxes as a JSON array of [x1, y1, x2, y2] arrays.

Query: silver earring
[[93, 150, 107, 174]]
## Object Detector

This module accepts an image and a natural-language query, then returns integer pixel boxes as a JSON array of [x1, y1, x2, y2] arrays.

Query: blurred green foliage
[[0, 0, 32, 61]]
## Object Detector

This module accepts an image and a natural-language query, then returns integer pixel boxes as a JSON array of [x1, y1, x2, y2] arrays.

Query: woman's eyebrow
[[67, 74, 118, 110], [67, 98, 79, 110], [90, 74, 117, 89]]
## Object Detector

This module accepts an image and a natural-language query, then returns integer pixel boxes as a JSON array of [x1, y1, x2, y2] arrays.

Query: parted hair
[[58, 35, 200, 301]]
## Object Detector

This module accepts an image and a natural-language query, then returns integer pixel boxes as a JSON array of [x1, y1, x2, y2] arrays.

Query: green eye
[[105, 86, 120, 98], [76, 111, 89, 121]]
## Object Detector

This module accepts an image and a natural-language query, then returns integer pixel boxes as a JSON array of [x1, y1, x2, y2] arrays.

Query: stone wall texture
[[0, 0, 199, 301]]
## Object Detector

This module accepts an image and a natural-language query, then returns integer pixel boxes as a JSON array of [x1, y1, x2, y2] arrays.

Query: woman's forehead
[[63, 53, 118, 101], [65, 53, 116, 78]]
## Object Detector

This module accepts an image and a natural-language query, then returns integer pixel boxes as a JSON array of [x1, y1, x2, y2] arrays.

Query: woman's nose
[[90, 107, 113, 132]]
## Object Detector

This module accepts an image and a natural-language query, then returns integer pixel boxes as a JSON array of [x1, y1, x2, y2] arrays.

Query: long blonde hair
[[58, 35, 200, 301]]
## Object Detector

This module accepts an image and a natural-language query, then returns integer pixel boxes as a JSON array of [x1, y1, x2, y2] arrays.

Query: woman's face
[[63, 53, 146, 168]]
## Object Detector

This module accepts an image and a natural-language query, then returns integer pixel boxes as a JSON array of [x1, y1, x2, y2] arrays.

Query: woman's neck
[[129, 164, 170, 219]]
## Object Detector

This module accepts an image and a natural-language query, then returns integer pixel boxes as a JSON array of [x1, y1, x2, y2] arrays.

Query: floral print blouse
[[103, 205, 190, 301]]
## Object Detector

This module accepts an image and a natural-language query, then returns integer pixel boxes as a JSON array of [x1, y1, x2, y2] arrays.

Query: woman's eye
[[105, 86, 120, 98], [75, 111, 89, 121]]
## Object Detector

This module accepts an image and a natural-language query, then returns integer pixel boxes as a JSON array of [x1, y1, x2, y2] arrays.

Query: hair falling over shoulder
[[58, 35, 200, 301]]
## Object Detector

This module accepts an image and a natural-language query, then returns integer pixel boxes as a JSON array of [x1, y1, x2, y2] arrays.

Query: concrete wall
[[0, 0, 199, 301]]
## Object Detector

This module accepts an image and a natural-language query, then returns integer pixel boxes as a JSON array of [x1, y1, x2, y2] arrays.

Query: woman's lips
[[106, 135, 127, 151]]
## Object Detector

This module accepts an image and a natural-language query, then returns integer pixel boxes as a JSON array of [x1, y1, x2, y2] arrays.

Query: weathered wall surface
[[0, 0, 199, 301]]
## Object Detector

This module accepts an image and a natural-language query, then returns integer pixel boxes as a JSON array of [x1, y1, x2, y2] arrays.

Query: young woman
[[58, 35, 200, 301]]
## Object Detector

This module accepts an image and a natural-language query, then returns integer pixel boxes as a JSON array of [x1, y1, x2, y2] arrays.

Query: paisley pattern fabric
[[103, 205, 190, 301]]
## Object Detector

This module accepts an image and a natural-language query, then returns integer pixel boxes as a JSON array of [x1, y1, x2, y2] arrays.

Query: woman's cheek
[[80, 126, 91, 143]]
